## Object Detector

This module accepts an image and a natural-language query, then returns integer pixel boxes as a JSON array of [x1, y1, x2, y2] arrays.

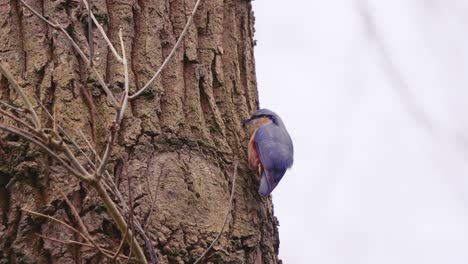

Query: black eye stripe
[[253, 114, 270, 119]]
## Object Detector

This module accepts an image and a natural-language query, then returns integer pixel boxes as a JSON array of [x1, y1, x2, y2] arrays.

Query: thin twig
[[81, 0, 123, 62], [193, 160, 238, 264], [20, 0, 59, 29], [58, 188, 113, 259], [111, 226, 129, 261], [22, 208, 89, 243], [78, 129, 118, 191], [96, 133, 113, 176], [124, 155, 135, 264], [0, 108, 37, 133], [54, 19, 89, 62], [142, 161, 158, 231], [79, 130, 126, 211], [96, 28, 129, 177], [19, 0, 118, 107], [129, 0, 202, 99], [62, 140, 93, 177], [78, 128, 100, 166], [34, 97, 96, 171], [36, 234, 131, 261], [0, 124, 88, 180], [0, 101, 25, 112], [33, 99, 95, 184], [78, 85, 98, 141], [0, 64, 41, 129], [117, 28, 129, 123], [92, 181, 148, 264], [88, 0, 94, 66], [78, 131, 122, 194], [104, 177, 159, 264], [88, 63, 118, 107]]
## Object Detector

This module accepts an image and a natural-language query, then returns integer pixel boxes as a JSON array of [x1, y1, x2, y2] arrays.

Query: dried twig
[[0, 101, 25, 112], [20, 0, 59, 29], [117, 28, 129, 123], [111, 226, 129, 261], [129, 0, 202, 99], [0, 64, 41, 129], [81, 0, 123, 62], [58, 188, 114, 259], [87, 0, 94, 66], [78, 129, 98, 159], [97, 28, 130, 177], [3, 125, 146, 263], [0, 107, 37, 133], [36, 234, 131, 261], [78, 85, 98, 141], [193, 160, 238, 264], [0, 124, 87, 180], [92, 181, 148, 264], [19, 0, 117, 107], [22, 208, 90, 243], [34, 97, 96, 171]]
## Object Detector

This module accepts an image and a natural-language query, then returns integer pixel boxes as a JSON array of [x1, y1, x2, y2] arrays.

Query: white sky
[[252, 0, 468, 263]]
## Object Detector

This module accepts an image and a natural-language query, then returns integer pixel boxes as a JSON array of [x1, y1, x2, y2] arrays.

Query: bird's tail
[[258, 168, 286, 197]]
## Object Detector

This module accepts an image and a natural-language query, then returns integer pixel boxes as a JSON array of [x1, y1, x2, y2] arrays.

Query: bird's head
[[243, 108, 281, 127]]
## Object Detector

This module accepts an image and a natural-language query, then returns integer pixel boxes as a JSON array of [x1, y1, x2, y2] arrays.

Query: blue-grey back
[[254, 121, 294, 171]]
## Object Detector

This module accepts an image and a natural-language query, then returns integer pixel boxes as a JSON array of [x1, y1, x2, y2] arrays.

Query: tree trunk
[[0, 0, 280, 263]]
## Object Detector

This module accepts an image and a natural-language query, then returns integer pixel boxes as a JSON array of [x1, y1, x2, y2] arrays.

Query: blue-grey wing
[[254, 123, 294, 171], [254, 123, 293, 196]]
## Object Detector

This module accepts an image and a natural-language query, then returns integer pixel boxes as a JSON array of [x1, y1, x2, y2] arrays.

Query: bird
[[243, 108, 294, 196]]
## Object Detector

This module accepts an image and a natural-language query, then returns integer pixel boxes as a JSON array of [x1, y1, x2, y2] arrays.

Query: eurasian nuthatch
[[243, 109, 294, 196]]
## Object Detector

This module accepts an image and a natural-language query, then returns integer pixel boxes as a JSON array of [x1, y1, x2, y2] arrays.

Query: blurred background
[[252, 0, 468, 263]]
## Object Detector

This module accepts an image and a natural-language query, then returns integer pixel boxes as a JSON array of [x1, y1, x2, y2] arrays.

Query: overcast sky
[[252, 0, 468, 263]]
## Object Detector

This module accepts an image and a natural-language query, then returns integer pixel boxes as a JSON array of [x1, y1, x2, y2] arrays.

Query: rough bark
[[0, 0, 280, 263]]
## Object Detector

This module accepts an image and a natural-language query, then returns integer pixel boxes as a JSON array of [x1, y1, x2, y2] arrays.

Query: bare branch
[[36, 234, 131, 261], [10, 3, 153, 263], [92, 181, 149, 264], [54, 16, 117, 106], [96, 134, 113, 176], [102, 175, 159, 264], [0, 101, 25, 112], [54, 20, 89, 62], [62, 143, 94, 179], [0, 64, 41, 130], [19, 0, 118, 107], [78, 129, 97, 157], [81, 0, 123, 62], [34, 97, 97, 171], [124, 155, 136, 264], [20, 0, 59, 29], [0, 107, 37, 133], [87, 0, 94, 66], [78, 85, 98, 141], [117, 28, 129, 123], [58, 188, 114, 259], [22, 208, 90, 243], [88, 67, 118, 107], [96, 28, 129, 178], [193, 160, 238, 264], [111, 226, 129, 261], [0, 124, 88, 180], [30, 98, 93, 179], [129, 0, 202, 99]]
